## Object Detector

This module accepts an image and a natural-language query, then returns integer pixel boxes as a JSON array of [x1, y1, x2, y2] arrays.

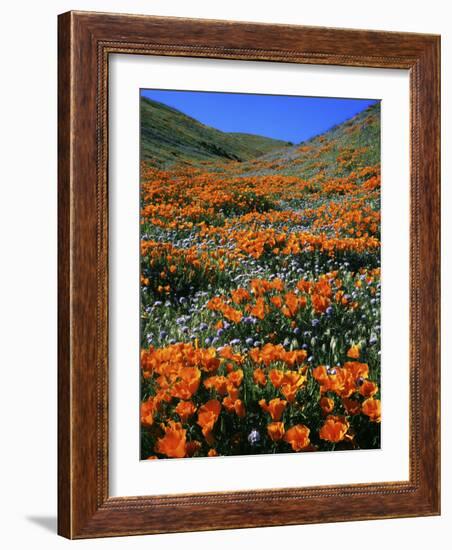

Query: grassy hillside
[[140, 97, 291, 166], [207, 102, 381, 180]]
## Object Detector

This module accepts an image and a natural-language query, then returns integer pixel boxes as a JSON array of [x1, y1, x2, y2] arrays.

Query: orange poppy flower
[[282, 370, 304, 386], [197, 347, 221, 373], [347, 344, 360, 359], [204, 375, 229, 396], [222, 395, 235, 413], [223, 306, 243, 324], [269, 368, 285, 388], [359, 380, 378, 398], [267, 422, 285, 442], [319, 415, 350, 443], [225, 362, 235, 373], [207, 296, 226, 311], [197, 399, 222, 445], [279, 384, 295, 403], [319, 396, 335, 414], [261, 344, 283, 366], [175, 400, 197, 423], [343, 361, 369, 380], [140, 397, 156, 427], [249, 347, 262, 365], [219, 346, 243, 364], [227, 369, 244, 387], [283, 349, 308, 367], [283, 292, 301, 317], [222, 396, 245, 418], [336, 369, 357, 398], [296, 279, 311, 293], [259, 398, 287, 421], [313, 365, 356, 398], [171, 367, 201, 400], [226, 382, 240, 400], [342, 397, 361, 415], [312, 365, 329, 387], [284, 424, 310, 451], [208, 448, 218, 457], [250, 297, 266, 320], [362, 398, 381, 422], [231, 287, 251, 304], [155, 421, 187, 458], [280, 372, 305, 403], [271, 278, 285, 291], [250, 278, 268, 296], [312, 294, 330, 313], [253, 367, 267, 387]]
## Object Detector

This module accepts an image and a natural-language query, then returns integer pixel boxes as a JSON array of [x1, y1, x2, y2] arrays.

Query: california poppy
[[319, 396, 335, 415], [319, 415, 350, 443], [347, 344, 360, 359], [259, 398, 287, 421], [155, 422, 187, 458], [362, 398, 381, 422], [197, 399, 222, 445], [175, 400, 197, 423], [267, 422, 285, 442], [284, 424, 311, 451]]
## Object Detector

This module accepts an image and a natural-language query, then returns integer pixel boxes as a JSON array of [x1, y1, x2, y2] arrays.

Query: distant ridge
[[225, 102, 381, 179]]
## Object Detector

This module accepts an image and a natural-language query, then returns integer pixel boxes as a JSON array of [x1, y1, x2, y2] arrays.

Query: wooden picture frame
[[58, 10, 440, 539]]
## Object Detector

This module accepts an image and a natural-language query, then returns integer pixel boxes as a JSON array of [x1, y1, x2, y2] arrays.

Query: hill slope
[[140, 97, 291, 165], [218, 102, 380, 179]]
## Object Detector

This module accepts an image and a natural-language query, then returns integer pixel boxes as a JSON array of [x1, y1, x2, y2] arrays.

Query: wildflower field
[[140, 95, 381, 459]]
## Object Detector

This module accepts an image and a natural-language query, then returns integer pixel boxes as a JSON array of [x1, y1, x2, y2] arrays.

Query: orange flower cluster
[[312, 362, 369, 398], [319, 416, 350, 443], [141, 344, 220, 407], [207, 297, 243, 323], [221, 227, 380, 259], [141, 339, 380, 457], [141, 240, 225, 293], [305, 198, 380, 238], [141, 340, 313, 457], [205, 273, 366, 330], [249, 343, 307, 369], [284, 424, 311, 451]]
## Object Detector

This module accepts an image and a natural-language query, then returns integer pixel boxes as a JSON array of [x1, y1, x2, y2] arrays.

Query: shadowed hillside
[[140, 97, 292, 165]]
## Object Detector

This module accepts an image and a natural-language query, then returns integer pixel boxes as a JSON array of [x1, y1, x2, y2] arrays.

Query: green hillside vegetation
[[208, 102, 381, 180], [140, 97, 292, 165]]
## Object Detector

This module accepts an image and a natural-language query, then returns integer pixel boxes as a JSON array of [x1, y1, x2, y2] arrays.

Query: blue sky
[[141, 89, 378, 144]]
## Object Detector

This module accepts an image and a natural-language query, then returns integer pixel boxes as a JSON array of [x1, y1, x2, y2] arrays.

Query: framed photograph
[[58, 11, 440, 538]]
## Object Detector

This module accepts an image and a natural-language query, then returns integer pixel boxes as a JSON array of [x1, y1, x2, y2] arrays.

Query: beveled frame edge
[[57, 10, 440, 539]]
